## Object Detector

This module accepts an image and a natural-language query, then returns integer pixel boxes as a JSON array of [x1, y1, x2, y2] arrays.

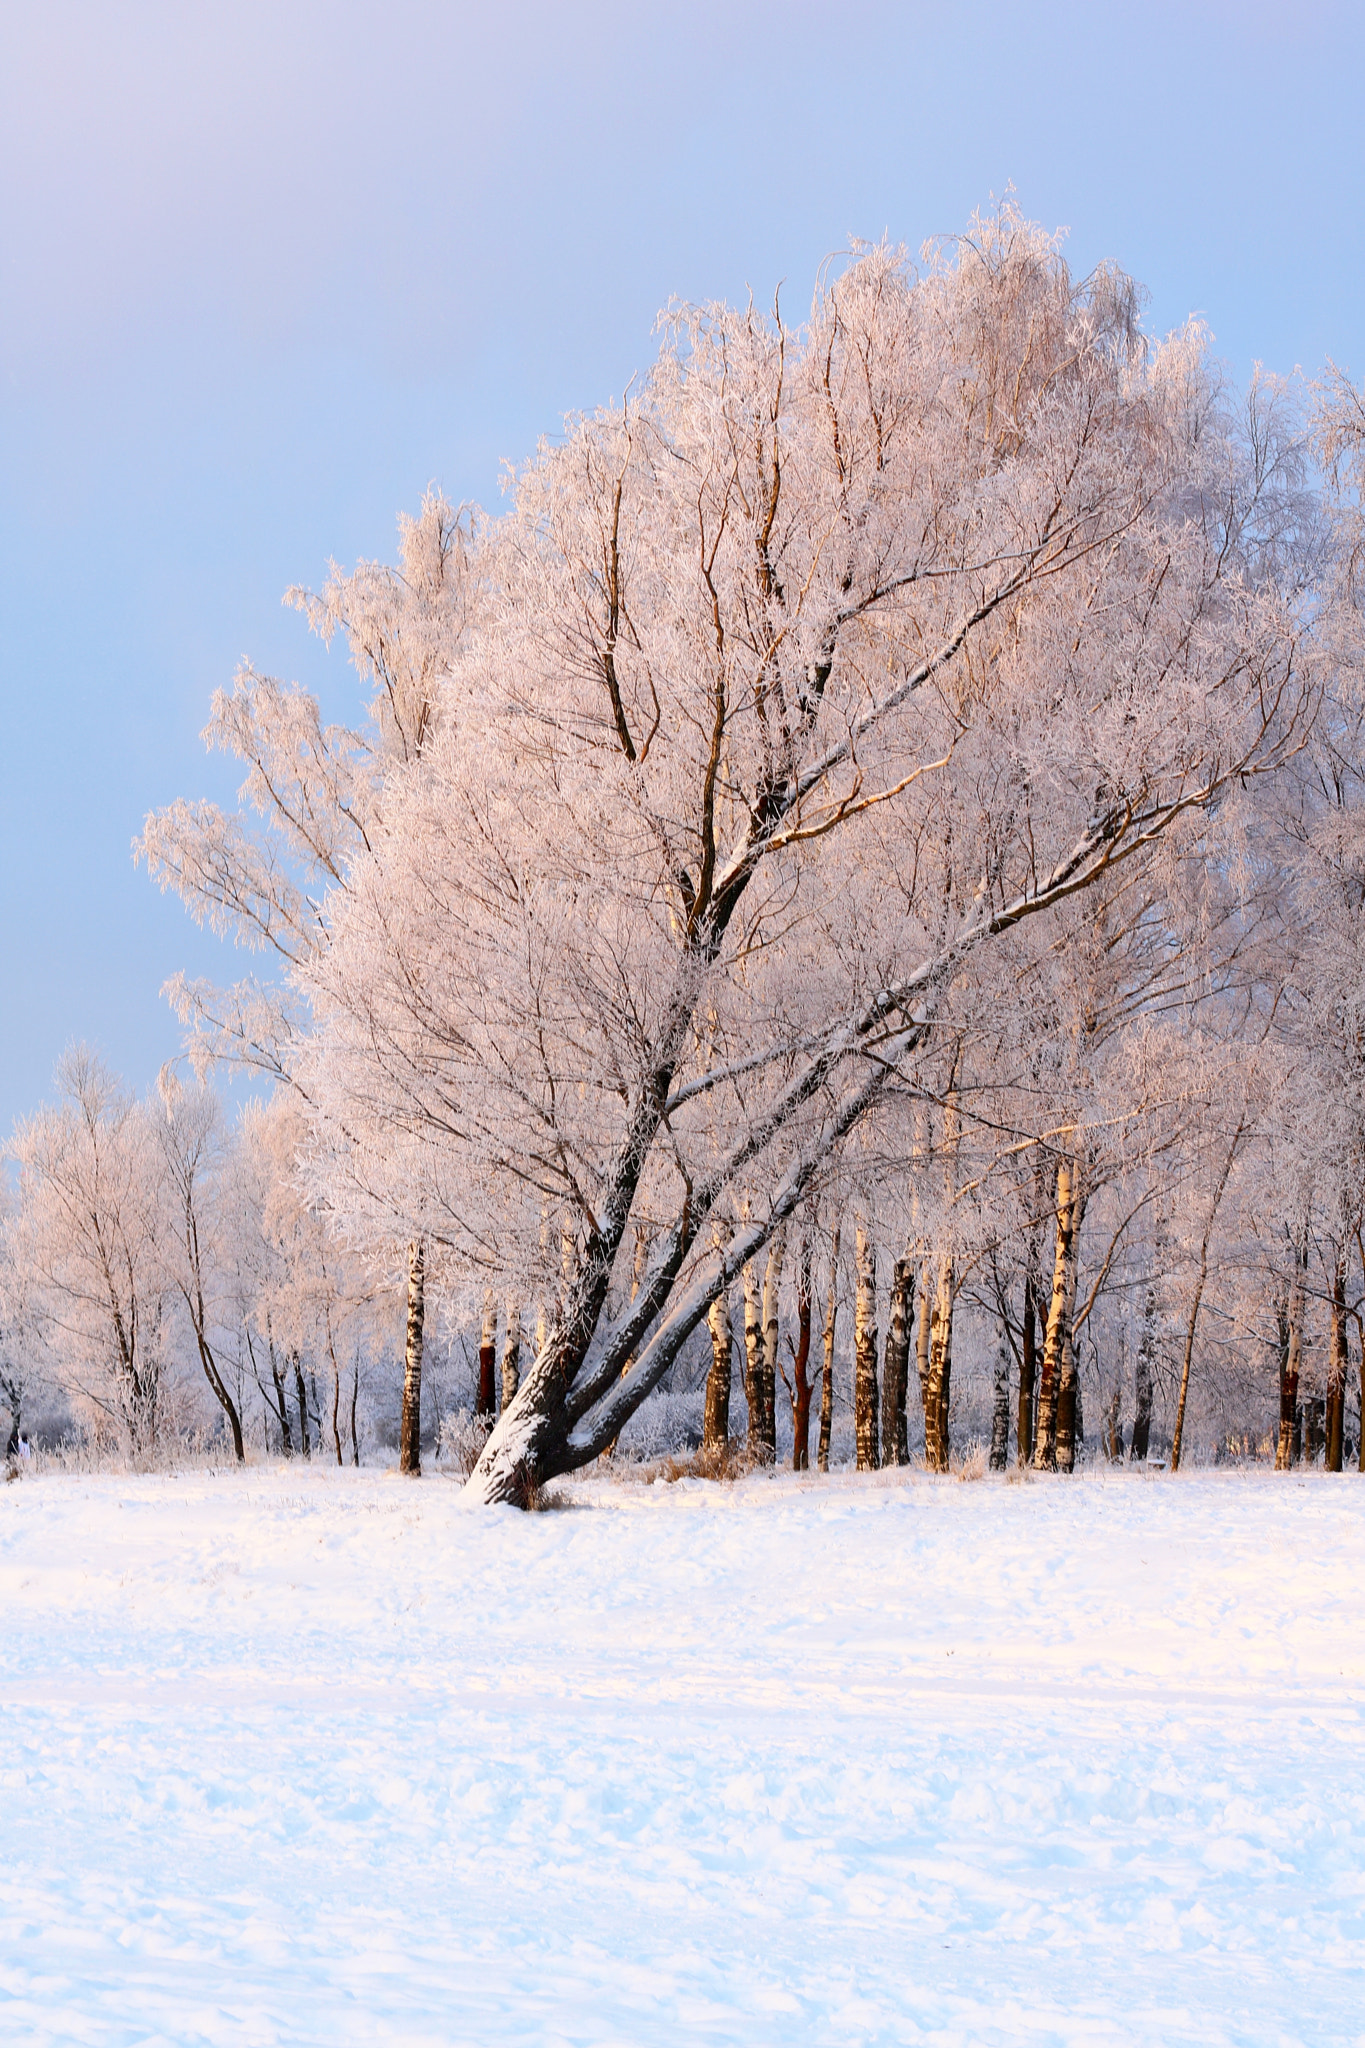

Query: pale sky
[[1, 0, 1361, 1133]]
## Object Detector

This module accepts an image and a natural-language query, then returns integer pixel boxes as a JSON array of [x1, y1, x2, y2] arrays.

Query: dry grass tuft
[[956, 1443, 988, 1483]]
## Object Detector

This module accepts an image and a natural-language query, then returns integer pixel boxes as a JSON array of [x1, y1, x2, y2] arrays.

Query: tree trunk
[[267, 1330, 293, 1455], [501, 1299, 522, 1414], [742, 1250, 764, 1458], [477, 1289, 498, 1423], [925, 1255, 955, 1472], [853, 1224, 880, 1470], [1327, 1249, 1347, 1473], [881, 1257, 912, 1468], [400, 1239, 425, 1475], [324, 1314, 344, 1466], [760, 1228, 784, 1463], [1171, 1123, 1242, 1473], [350, 1352, 360, 1466], [915, 1264, 933, 1441], [817, 1223, 839, 1473], [1034, 1156, 1076, 1472], [703, 1287, 733, 1453], [1055, 1184, 1086, 1475], [1277, 1246, 1307, 1472], [1130, 1282, 1155, 1461], [1018, 1278, 1037, 1467], [790, 1233, 814, 1470], [989, 1318, 1010, 1471], [292, 1351, 311, 1457]]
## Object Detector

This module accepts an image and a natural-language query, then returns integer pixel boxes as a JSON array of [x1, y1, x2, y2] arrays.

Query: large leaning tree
[[293, 207, 1321, 1503]]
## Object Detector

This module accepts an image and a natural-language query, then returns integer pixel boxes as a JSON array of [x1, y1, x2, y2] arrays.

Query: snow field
[[0, 1465, 1363, 2046]]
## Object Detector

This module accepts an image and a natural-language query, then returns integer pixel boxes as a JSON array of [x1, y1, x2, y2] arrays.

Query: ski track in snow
[[0, 1465, 1362, 2046]]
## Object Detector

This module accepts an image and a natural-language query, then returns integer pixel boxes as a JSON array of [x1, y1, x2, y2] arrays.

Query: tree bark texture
[[915, 1266, 933, 1431], [1034, 1156, 1076, 1472], [1055, 1184, 1086, 1475], [742, 1253, 764, 1457], [477, 1289, 498, 1423], [1130, 1282, 1156, 1461], [703, 1288, 733, 1452], [400, 1239, 425, 1475], [1276, 1246, 1307, 1472], [759, 1228, 784, 1464], [817, 1223, 839, 1474], [790, 1233, 814, 1470], [292, 1351, 311, 1457], [1018, 1278, 1037, 1467], [853, 1224, 880, 1470], [501, 1299, 522, 1414], [881, 1257, 912, 1468], [1327, 1249, 1347, 1473], [925, 1255, 955, 1471], [989, 1320, 1010, 1470]]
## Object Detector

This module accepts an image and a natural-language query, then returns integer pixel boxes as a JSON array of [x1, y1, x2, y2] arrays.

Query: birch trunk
[[925, 1255, 955, 1471], [1018, 1279, 1037, 1467], [1172, 1123, 1243, 1473], [1055, 1184, 1086, 1475], [399, 1239, 425, 1475], [759, 1228, 785, 1464], [1033, 1155, 1075, 1472], [853, 1224, 880, 1471], [881, 1257, 912, 1468], [703, 1288, 733, 1453], [477, 1289, 498, 1423], [742, 1251, 764, 1457], [1326, 1249, 1347, 1474], [915, 1267, 932, 1434], [989, 1319, 1010, 1470], [790, 1233, 815, 1470], [817, 1223, 839, 1474], [501, 1300, 522, 1414]]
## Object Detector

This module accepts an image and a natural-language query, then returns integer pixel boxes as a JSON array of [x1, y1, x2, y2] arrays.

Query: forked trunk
[[703, 1288, 733, 1453], [1326, 1250, 1347, 1473], [501, 1300, 522, 1413], [817, 1223, 840, 1473], [1018, 1279, 1036, 1467], [925, 1255, 955, 1472], [881, 1257, 912, 1468], [400, 1239, 425, 1475], [1033, 1155, 1076, 1472], [790, 1233, 814, 1471], [989, 1320, 1010, 1470], [477, 1289, 498, 1423], [853, 1224, 880, 1470], [759, 1228, 784, 1464]]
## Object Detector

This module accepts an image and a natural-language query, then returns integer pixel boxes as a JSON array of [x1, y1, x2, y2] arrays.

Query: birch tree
[[290, 209, 1321, 1503]]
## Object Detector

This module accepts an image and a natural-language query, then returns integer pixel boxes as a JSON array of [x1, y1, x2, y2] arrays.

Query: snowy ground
[[0, 1463, 1362, 2047]]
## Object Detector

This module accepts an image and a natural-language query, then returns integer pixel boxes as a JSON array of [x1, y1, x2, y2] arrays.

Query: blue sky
[[1, 0, 1360, 1134]]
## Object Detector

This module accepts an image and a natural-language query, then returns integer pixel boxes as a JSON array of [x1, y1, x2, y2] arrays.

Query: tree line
[[6, 204, 1365, 1497]]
